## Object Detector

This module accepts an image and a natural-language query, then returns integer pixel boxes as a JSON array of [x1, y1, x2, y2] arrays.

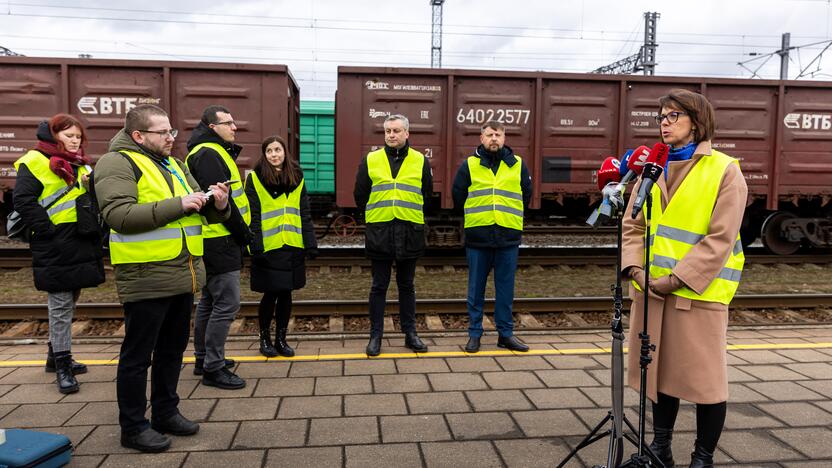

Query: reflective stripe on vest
[[13, 150, 89, 225], [248, 172, 304, 252], [186, 142, 251, 238], [109, 151, 204, 264], [632, 150, 745, 305], [365, 148, 425, 224], [463, 155, 524, 231]]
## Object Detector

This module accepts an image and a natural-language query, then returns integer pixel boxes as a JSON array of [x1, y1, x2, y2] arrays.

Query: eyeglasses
[[654, 111, 688, 125], [139, 129, 178, 138], [212, 120, 236, 127]]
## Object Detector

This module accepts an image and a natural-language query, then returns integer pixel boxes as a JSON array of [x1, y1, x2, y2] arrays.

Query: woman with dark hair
[[245, 135, 317, 357], [13, 114, 105, 394], [622, 89, 747, 468]]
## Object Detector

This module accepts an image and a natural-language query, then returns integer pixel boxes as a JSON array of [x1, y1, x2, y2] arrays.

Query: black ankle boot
[[259, 331, 278, 357], [54, 352, 79, 394], [689, 442, 714, 468], [45, 342, 87, 375], [275, 329, 295, 357], [649, 426, 675, 467]]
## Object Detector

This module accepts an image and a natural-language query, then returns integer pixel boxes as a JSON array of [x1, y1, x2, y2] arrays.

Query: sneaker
[[193, 358, 235, 376], [202, 367, 246, 390]]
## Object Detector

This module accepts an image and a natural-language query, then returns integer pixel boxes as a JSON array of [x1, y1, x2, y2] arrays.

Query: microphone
[[631, 142, 670, 219], [619, 145, 651, 186], [596, 156, 621, 190], [586, 158, 623, 227]]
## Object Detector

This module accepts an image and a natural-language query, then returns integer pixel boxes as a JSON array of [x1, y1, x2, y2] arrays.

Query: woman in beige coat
[[622, 89, 747, 468]]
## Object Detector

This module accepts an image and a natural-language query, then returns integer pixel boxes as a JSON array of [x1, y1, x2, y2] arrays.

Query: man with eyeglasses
[[184, 105, 251, 391], [94, 104, 231, 453]]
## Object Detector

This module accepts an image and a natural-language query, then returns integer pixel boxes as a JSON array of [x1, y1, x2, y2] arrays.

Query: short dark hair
[[201, 105, 231, 125], [125, 104, 168, 134], [658, 89, 716, 143], [481, 120, 505, 133]]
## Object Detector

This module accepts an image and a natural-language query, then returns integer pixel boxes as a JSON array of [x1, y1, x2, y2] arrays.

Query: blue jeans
[[466, 246, 518, 338]]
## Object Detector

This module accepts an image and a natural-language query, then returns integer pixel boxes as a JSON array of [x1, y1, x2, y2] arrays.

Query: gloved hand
[[306, 248, 319, 260], [650, 274, 684, 296], [628, 267, 663, 300]]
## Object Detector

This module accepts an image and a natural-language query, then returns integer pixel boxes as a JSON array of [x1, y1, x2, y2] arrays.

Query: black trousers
[[259, 291, 292, 332], [117, 293, 193, 435], [369, 258, 417, 336]]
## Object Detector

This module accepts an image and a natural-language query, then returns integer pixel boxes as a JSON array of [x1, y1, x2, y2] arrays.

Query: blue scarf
[[665, 142, 696, 178]]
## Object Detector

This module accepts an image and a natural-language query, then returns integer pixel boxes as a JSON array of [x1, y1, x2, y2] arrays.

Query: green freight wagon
[[299, 100, 335, 195]]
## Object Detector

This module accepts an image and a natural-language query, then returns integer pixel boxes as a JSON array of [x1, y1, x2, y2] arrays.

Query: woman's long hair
[[48, 113, 88, 154], [257, 135, 301, 187]]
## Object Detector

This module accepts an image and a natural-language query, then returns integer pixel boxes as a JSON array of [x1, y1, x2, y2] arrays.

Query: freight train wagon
[[0, 56, 300, 204], [335, 66, 832, 254]]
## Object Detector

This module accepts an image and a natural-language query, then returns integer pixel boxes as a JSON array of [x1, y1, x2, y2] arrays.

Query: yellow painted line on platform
[[0, 342, 829, 368]]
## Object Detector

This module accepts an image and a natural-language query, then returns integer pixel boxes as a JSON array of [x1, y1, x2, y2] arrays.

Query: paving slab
[[235, 362, 290, 378], [380, 414, 452, 443], [543, 355, 606, 369], [465, 389, 534, 412], [771, 427, 832, 458], [0, 383, 64, 404], [523, 387, 597, 410], [231, 419, 308, 448], [345, 443, 423, 468], [445, 412, 522, 440], [406, 391, 471, 414], [494, 438, 573, 468], [315, 375, 373, 395], [0, 402, 84, 428], [719, 430, 804, 463], [210, 396, 280, 421], [99, 452, 188, 467], [494, 355, 553, 371], [724, 403, 784, 429], [445, 357, 502, 372], [796, 379, 832, 398], [254, 377, 315, 397], [395, 358, 450, 374], [278, 395, 342, 419], [512, 409, 588, 437], [288, 360, 343, 377], [344, 359, 397, 375], [757, 401, 832, 427], [183, 449, 265, 467], [481, 371, 545, 389], [373, 373, 431, 393], [264, 446, 343, 468], [746, 381, 826, 401], [784, 362, 832, 379], [344, 393, 408, 416], [428, 372, 489, 391], [308, 416, 379, 446], [421, 440, 503, 467], [536, 369, 602, 388]]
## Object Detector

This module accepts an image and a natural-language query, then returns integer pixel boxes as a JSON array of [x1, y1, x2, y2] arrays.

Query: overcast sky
[[2, 0, 831, 98]]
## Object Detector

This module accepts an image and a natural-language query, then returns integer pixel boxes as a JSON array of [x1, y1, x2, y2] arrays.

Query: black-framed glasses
[[212, 120, 236, 127], [654, 112, 687, 125], [139, 129, 178, 138]]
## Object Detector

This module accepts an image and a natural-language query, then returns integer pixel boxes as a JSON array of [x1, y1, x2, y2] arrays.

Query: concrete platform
[[0, 327, 830, 467]]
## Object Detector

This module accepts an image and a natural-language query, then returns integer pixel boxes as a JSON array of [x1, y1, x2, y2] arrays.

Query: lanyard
[[159, 158, 192, 194]]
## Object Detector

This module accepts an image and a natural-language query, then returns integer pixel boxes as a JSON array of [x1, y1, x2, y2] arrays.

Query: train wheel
[[333, 215, 357, 237], [761, 211, 800, 255]]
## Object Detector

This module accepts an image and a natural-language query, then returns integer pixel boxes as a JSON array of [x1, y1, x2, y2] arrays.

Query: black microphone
[[631, 143, 669, 219]]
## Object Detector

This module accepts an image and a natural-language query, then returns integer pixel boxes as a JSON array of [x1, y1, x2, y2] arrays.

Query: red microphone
[[631, 142, 670, 218], [621, 145, 651, 183], [596, 156, 622, 190]]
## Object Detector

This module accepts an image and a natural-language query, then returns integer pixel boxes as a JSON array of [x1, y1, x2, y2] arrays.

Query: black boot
[[45, 342, 87, 375], [274, 329, 295, 357], [259, 330, 279, 357], [366, 335, 382, 357], [688, 442, 714, 468], [54, 352, 79, 394], [649, 426, 675, 468], [404, 333, 428, 353]]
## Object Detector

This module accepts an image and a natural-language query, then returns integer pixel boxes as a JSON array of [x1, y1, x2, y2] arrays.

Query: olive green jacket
[[95, 129, 228, 303]]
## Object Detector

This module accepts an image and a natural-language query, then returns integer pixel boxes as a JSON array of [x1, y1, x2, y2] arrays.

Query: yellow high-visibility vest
[[365, 148, 425, 224], [186, 142, 251, 238], [247, 172, 304, 252], [633, 150, 744, 304], [109, 150, 204, 264], [14, 150, 90, 225], [463, 155, 524, 231]]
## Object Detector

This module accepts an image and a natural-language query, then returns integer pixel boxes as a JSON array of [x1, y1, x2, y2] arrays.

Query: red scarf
[[35, 141, 91, 186]]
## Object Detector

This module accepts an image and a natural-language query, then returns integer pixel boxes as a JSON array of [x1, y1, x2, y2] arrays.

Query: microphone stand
[[558, 190, 645, 468], [620, 191, 664, 468]]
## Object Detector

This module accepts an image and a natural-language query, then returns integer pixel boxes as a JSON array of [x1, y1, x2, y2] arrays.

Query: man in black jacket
[[354, 114, 432, 356], [185, 105, 251, 389], [452, 120, 532, 353]]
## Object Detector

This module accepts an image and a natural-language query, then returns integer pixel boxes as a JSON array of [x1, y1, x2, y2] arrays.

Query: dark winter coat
[[353, 141, 433, 260], [185, 121, 252, 275], [12, 125, 105, 293], [245, 170, 317, 292], [451, 144, 532, 249]]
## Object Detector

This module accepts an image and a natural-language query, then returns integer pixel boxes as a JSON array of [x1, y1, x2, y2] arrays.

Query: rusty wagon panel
[[0, 57, 299, 194]]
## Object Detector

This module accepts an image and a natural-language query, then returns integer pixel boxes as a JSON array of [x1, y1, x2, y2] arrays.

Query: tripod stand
[[558, 192, 663, 468]]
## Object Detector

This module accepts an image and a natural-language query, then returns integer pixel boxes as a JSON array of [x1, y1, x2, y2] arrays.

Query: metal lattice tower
[[430, 0, 445, 68], [592, 11, 659, 75], [0, 45, 24, 57]]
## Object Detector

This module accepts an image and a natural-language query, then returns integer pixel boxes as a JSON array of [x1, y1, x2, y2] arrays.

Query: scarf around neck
[[35, 140, 90, 186]]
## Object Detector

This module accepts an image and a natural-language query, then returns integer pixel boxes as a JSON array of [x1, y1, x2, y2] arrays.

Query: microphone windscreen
[[626, 145, 651, 175], [649, 142, 670, 166], [596, 156, 622, 190], [618, 150, 634, 176]]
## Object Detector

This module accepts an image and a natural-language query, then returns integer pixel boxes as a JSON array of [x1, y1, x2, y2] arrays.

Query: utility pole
[[430, 0, 445, 68], [641, 11, 659, 75], [778, 33, 791, 80], [592, 11, 659, 74]]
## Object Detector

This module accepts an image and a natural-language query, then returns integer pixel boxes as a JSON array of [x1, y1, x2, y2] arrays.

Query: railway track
[[1, 246, 830, 269], [1, 294, 830, 338]]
